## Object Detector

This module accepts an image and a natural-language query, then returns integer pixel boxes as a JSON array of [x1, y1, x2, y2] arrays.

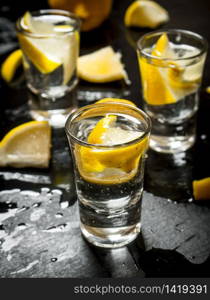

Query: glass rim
[[16, 9, 81, 38], [65, 102, 151, 149], [137, 29, 208, 62]]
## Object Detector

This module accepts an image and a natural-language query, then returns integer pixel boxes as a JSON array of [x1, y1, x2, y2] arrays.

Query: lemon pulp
[[77, 46, 129, 83]]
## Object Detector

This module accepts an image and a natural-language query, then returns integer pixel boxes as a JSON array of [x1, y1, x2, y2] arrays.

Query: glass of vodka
[[65, 101, 151, 248], [137, 29, 207, 153], [16, 9, 80, 127]]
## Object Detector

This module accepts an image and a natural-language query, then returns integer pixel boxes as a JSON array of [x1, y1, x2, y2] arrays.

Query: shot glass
[[65, 102, 151, 248], [16, 9, 81, 127], [137, 29, 207, 153]]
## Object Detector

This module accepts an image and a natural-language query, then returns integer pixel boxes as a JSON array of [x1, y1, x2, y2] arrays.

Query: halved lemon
[[193, 178, 210, 200], [1, 49, 23, 83], [0, 121, 51, 168], [77, 46, 129, 83], [125, 0, 169, 29]]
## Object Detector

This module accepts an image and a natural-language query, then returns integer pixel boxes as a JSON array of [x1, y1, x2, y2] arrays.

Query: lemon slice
[[77, 46, 129, 83], [139, 34, 177, 105], [0, 121, 51, 168], [96, 98, 137, 107], [125, 0, 169, 29], [206, 86, 210, 94], [18, 11, 62, 74], [193, 178, 210, 200], [1, 49, 23, 83]]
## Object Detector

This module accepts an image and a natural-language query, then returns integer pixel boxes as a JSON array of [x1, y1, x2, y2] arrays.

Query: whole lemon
[[48, 0, 113, 31]]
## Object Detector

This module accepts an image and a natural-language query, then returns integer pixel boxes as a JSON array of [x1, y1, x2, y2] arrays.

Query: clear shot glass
[[65, 102, 151, 248], [137, 29, 207, 153], [16, 9, 81, 127]]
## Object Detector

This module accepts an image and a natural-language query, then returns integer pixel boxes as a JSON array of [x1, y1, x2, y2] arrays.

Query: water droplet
[[167, 199, 172, 203], [44, 223, 69, 232], [0, 224, 5, 230], [188, 198, 193, 203], [17, 223, 27, 230], [32, 202, 41, 208], [200, 134, 207, 140], [60, 201, 69, 209], [55, 212, 63, 218], [51, 257, 57, 262], [46, 226, 56, 231]]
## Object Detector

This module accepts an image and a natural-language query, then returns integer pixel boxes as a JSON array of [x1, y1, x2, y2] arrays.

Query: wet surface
[[1, 0, 210, 277]]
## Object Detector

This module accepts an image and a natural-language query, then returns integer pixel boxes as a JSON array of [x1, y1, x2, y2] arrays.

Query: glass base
[[80, 222, 141, 248], [30, 108, 76, 128], [149, 134, 195, 153]]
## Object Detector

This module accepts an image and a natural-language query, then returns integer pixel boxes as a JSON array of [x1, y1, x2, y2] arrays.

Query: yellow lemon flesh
[[1, 49, 23, 82], [77, 46, 129, 83], [0, 121, 51, 168], [48, 0, 113, 32], [125, 0, 169, 29], [76, 99, 148, 184], [18, 12, 62, 74], [138, 33, 200, 105]]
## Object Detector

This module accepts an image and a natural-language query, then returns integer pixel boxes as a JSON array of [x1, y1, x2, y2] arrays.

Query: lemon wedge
[[1, 49, 23, 83], [138, 33, 201, 105], [125, 0, 169, 29], [77, 46, 128, 83], [206, 86, 210, 94], [139, 34, 177, 105], [17, 11, 62, 74], [193, 178, 210, 200], [75, 99, 148, 184], [0, 121, 51, 168]]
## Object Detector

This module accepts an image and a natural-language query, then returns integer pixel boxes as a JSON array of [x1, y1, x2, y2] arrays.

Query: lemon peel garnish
[[1, 49, 23, 82]]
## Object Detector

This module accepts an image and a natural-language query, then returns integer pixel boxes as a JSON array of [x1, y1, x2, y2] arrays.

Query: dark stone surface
[[1, 0, 210, 278]]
